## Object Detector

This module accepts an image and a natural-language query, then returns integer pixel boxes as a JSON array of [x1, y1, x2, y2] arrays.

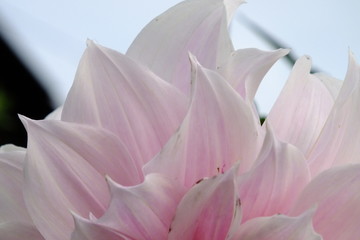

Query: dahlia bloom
[[1, 0, 360, 239]]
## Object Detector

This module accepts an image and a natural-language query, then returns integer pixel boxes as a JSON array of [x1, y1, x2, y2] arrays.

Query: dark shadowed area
[[0, 34, 53, 147]]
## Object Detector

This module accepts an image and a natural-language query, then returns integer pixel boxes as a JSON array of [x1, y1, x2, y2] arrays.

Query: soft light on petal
[[62, 41, 187, 167], [267, 56, 335, 155], [218, 48, 289, 101], [144, 55, 260, 187], [127, 0, 244, 95], [307, 52, 360, 176], [230, 209, 321, 240], [85, 174, 185, 240], [22, 117, 141, 240], [290, 164, 360, 239], [238, 124, 310, 222], [168, 167, 242, 239]]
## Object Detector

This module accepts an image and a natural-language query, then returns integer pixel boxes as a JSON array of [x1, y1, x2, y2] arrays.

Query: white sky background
[[0, 0, 359, 116]]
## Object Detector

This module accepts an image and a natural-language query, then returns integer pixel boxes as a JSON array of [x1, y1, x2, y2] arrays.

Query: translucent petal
[[62, 41, 187, 166], [144, 56, 261, 187]]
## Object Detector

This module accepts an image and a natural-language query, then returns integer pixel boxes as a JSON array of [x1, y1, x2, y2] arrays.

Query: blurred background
[[0, 0, 359, 146]]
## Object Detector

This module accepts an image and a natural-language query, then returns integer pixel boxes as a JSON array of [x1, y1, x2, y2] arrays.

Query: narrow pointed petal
[[230, 209, 321, 240], [22, 117, 142, 240], [0, 222, 45, 240], [127, 0, 243, 94], [266, 56, 335, 155], [168, 168, 242, 239], [62, 41, 187, 166], [290, 164, 360, 239], [45, 105, 63, 120], [144, 56, 260, 187], [307, 53, 360, 176], [218, 48, 289, 101], [238, 124, 310, 222], [91, 174, 186, 240]]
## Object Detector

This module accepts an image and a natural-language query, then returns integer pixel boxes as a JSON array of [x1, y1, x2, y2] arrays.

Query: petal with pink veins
[[84, 174, 186, 240], [62, 41, 187, 166], [168, 167, 242, 240], [127, 0, 244, 95], [307, 52, 360, 176], [229, 208, 321, 240], [238, 124, 310, 222], [144, 55, 260, 187], [266, 56, 335, 156], [21, 117, 143, 240], [290, 164, 360, 240]]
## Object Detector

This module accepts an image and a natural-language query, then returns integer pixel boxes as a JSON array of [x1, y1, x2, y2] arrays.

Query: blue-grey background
[[1, 0, 359, 115]]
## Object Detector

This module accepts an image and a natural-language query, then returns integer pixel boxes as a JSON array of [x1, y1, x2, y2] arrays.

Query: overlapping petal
[[0, 145, 44, 239], [72, 174, 185, 240], [307, 53, 360, 176], [127, 0, 244, 95], [144, 55, 261, 187], [266, 56, 336, 156], [168, 167, 241, 239], [290, 164, 360, 239], [230, 209, 321, 240], [238, 124, 310, 222], [218, 48, 289, 101], [62, 41, 187, 167], [21, 117, 144, 240]]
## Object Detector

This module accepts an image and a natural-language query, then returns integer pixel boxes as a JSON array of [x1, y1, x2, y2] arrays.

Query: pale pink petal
[[314, 73, 342, 100], [62, 41, 187, 166], [0, 145, 44, 239], [21, 117, 143, 240], [266, 56, 335, 155], [218, 48, 289, 101], [238, 124, 310, 222], [90, 174, 186, 240], [45, 105, 63, 120], [307, 53, 360, 176], [71, 215, 130, 240], [0, 222, 45, 240], [144, 56, 261, 187], [168, 168, 242, 239], [290, 164, 360, 240], [0, 145, 28, 223], [127, 0, 243, 95], [229, 209, 321, 240]]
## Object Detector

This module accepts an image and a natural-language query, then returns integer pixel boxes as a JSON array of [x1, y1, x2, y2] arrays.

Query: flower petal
[[0, 222, 45, 240], [21, 117, 143, 240], [238, 124, 310, 222], [71, 215, 129, 240], [0, 145, 28, 223], [307, 53, 360, 176], [218, 48, 289, 101], [62, 41, 187, 166], [90, 174, 185, 240], [290, 164, 360, 239], [266, 56, 335, 155], [168, 168, 241, 239], [127, 0, 243, 95], [144, 56, 260, 187], [229, 209, 321, 240]]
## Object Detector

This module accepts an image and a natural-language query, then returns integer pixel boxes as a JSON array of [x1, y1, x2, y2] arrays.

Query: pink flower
[[1, 0, 360, 239]]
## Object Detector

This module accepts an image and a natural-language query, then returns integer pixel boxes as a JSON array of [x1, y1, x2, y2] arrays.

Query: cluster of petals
[[1, 0, 360, 239]]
